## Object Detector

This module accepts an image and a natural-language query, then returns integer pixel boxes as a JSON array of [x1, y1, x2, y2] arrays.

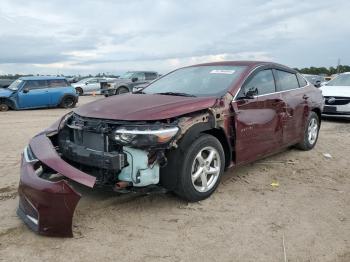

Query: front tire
[[116, 86, 129, 95], [296, 111, 320, 150], [0, 103, 9, 112], [175, 134, 225, 202], [75, 87, 83, 96]]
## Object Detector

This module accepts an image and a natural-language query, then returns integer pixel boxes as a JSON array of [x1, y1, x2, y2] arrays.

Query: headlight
[[59, 112, 73, 130], [113, 127, 179, 147]]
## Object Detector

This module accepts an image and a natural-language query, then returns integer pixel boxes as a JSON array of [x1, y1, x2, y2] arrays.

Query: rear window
[[275, 70, 299, 91], [48, 79, 69, 87]]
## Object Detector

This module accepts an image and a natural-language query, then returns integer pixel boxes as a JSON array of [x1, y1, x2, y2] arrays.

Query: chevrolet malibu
[[18, 61, 323, 237]]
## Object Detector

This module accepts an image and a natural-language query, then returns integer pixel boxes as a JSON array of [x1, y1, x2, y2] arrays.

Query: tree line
[[294, 65, 350, 76]]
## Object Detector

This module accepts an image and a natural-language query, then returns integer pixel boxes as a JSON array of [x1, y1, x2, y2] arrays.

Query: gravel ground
[[0, 96, 349, 262]]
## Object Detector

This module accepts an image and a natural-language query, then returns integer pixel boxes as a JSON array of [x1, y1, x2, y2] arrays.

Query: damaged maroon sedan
[[18, 61, 323, 237]]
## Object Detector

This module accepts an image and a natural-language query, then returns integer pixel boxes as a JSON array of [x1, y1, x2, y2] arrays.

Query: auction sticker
[[210, 69, 235, 74]]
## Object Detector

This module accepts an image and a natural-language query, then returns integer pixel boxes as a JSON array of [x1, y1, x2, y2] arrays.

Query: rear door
[[17, 80, 51, 108], [232, 68, 284, 164], [47, 79, 70, 106], [274, 70, 307, 145]]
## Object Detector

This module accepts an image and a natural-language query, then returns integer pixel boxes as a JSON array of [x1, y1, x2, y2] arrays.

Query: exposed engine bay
[[54, 113, 179, 191]]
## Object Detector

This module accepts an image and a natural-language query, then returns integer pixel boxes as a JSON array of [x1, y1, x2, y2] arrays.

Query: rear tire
[[296, 111, 320, 151], [0, 103, 9, 112], [75, 87, 83, 96], [60, 96, 76, 109], [174, 134, 225, 202]]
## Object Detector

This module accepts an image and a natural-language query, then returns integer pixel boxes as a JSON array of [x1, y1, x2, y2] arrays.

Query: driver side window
[[87, 79, 98, 84], [241, 69, 276, 97], [23, 80, 48, 90]]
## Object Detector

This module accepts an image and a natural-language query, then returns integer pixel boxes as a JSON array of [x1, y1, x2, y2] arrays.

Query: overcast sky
[[0, 0, 349, 75]]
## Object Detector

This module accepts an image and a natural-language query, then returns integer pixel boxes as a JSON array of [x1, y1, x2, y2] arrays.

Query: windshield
[[119, 72, 135, 79], [326, 74, 350, 86], [143, 66, 247, 97], [7, 79, 23, 91]]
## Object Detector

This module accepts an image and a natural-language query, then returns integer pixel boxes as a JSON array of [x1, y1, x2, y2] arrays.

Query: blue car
[[0, 76, 78, 111]]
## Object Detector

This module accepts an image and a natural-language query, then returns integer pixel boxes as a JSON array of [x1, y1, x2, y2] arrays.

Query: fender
[[0, 96, 17, 110]]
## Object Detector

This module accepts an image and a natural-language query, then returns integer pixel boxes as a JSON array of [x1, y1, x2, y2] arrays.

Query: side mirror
[[131, 77, 138, 82], [315, 81, 321, 88], [244, 87, 258, 99], [85, 82, 88, 85], [22, 87, 30, 93]]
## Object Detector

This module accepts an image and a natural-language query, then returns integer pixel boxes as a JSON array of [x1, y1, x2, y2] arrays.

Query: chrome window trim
[[233, 68, 310, 101], [232, 65, 265, 100]]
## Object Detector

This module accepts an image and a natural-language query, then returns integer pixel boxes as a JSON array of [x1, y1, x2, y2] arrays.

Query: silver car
[[72, 77, 116, 95]]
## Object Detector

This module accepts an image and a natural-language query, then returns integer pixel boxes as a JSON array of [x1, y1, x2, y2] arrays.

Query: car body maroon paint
[[17, 61, 324, 237], [74, 94, 217, 121]]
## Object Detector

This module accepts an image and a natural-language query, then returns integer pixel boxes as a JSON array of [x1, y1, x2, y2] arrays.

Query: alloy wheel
[[308, 118, 318, 145], [191, 146, 221, 193]]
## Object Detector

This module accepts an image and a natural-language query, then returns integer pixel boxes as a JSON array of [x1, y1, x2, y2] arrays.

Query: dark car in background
[[17, 61, 323, 237], [0, 79, 14, 88], [0, 76, 78, 111], [101, 71, 159, 96]]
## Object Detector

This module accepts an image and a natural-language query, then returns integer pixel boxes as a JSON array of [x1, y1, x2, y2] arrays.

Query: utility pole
[[337, 58, 341, 74]]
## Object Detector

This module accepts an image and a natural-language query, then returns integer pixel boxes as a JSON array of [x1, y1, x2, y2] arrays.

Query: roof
[[127, 71, 158, 74], [185, 60, 297, 73], [19, 76, 67, 81], [190, 60, 271, 67]]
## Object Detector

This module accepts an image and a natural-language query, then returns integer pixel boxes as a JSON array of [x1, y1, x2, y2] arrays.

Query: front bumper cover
[[17, 134, 96, 237]]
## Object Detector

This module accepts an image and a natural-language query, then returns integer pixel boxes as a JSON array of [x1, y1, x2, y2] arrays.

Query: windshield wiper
[[156, 92, 196, 97]]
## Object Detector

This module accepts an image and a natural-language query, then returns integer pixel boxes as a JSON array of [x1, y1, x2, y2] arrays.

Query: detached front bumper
[[17, 134, 96, 237]]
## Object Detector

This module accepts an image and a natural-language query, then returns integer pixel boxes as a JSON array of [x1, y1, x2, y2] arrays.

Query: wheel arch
[[117, 85, 130, 92], [75, 86, 83, 94], [312, 107, 321, 124], [160, 122, 232, 190], [0, 97, 16, 110], [58, 94, 77, 106], [203, 128, 232, 169]]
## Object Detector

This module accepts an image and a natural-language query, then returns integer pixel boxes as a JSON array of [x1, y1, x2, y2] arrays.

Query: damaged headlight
[[113, 126, 179, 147]]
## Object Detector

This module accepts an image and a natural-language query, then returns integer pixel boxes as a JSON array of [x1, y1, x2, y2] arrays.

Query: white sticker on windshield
[[210, 69, 235, 74]]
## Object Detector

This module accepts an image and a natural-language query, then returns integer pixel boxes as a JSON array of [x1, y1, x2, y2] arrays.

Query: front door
[[232, 69, 284, 165], [17, 80, 51, 108]]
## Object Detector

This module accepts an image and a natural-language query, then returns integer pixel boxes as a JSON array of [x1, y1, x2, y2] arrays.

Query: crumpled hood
[[74, 93, 217, 120], [0, 88, 14, 97], [321, 85, 350, 97]]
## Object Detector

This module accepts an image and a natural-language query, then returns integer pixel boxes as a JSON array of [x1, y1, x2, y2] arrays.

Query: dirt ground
[[0, 96, 349, 262]]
